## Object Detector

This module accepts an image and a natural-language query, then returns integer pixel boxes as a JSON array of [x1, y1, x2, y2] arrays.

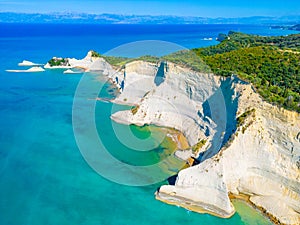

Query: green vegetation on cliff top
[[48, 58, 70, 67], [194, 31, 300, 56], [193, 32, 300, 112]]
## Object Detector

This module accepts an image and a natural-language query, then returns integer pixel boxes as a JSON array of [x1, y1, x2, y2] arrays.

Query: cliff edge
[[156, 82, 300, 225]]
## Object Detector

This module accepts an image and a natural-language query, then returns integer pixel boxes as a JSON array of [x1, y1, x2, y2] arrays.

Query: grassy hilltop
[[193, 32, 300, 112]]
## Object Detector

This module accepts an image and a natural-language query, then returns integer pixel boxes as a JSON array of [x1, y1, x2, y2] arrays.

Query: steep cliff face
[[111, 61, 221, 146], [157, 83, 300, 225], [101, 58, 300, 224], [110, 60, 159, 105], [223, 84, 300, 224]]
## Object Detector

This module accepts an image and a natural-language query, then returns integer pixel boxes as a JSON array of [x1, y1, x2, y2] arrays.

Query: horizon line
[[1, 11, 300, 19]]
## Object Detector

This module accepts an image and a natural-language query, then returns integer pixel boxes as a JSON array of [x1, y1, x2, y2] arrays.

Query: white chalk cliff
[[157, 83, 300, 224], [108, 59, 300, 225], [111, 61, 221, 147], [43, 52, 300, 224]]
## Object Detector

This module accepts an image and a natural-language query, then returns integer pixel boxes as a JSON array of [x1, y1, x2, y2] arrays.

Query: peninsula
[[43, 32, 300, 225]]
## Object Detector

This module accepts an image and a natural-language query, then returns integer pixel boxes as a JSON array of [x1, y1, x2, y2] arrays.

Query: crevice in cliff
[[154, 61, 167, 86], [199, 76, 241, 162]]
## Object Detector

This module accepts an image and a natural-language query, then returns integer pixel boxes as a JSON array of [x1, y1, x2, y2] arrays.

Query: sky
[[0, 0, 299, 17]]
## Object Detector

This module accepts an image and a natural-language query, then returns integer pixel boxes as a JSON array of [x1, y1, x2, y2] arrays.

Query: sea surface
[[0, 23, 297, 225]]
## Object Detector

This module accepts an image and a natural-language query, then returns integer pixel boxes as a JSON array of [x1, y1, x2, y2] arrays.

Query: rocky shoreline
[[43, 52, 300, 225], [108, 58, 300, 225]]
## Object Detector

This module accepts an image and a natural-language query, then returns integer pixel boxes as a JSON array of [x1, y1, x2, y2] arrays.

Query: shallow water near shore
[[0, 24, 294, 225], [232, 200, 272, 225]]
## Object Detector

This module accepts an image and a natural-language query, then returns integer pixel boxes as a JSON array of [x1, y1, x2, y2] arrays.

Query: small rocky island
[[47, 57, 70, 67]]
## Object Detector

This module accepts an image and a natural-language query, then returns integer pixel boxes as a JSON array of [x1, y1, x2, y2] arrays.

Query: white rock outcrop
[[157, 83, 300, 225], [44, 51, 115, 75], [18, 60, 42, 66], [6, 66, 45, 73], [111, 61, 221, 146]]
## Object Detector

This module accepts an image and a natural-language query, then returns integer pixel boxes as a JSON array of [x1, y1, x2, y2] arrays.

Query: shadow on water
[[199, 76, 246, 162], [167, 174, 178, 185], [154, 61, 167, 86]]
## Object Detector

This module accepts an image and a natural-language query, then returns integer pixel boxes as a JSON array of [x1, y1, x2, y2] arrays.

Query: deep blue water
[[1, 23, 298, 62], [0, 23, 297, 225]]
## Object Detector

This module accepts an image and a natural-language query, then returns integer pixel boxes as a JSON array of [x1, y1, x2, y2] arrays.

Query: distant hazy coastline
[[0, 12, 300, 24]]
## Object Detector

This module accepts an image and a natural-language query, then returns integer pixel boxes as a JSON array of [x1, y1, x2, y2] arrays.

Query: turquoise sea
[[0, 24, 297, 225]]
